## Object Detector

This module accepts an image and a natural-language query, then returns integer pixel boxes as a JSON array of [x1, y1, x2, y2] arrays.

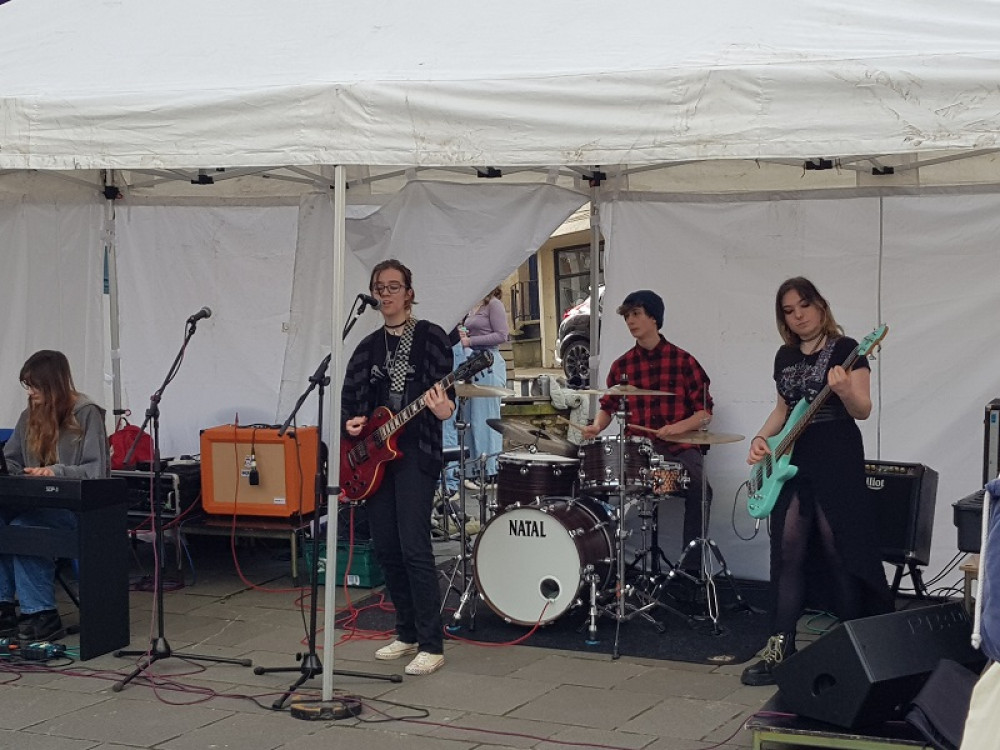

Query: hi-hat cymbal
[[486, 418, 578, 458], [573, 384, 675, 397], [660, 430, 745, 446], [455, 383, 515, 398]]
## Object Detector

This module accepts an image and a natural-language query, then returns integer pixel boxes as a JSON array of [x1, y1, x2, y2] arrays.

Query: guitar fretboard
[[376, 371, 460, 441]]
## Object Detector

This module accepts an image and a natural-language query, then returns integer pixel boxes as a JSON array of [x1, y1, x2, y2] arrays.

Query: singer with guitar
[[741, 277, 892, 687], [342, 259, 455, 676]]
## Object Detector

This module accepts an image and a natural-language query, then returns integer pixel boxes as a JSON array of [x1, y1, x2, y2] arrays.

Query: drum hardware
[[655, 418, 758, 630], [582, 393, 695, 656]]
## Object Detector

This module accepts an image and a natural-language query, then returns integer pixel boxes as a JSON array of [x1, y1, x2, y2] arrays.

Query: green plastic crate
[[303, 540, 384, 588]]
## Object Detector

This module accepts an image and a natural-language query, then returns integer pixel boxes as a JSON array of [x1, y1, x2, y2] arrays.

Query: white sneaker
[[374, 640, 418, 660], [404, 651, 444, 675]]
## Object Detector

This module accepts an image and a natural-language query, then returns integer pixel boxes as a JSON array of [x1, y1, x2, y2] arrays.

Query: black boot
[[0, 602, 16, 638], [740, 631, 796, 687], [17, 609, 63, 642]]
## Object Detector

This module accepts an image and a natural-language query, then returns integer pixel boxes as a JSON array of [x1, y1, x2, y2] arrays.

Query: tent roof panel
[[3, 0, 1000, 169]]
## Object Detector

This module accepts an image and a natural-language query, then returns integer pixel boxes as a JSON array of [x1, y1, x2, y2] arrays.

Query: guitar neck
[[774, 343, 863, 457], [377, 372, 458, 440]]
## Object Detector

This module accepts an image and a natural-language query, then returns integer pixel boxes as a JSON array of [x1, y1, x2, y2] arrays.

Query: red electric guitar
[[340, 350, 494, 502]]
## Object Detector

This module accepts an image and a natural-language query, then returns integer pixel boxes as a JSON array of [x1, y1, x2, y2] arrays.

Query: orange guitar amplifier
[[200, 425, 319, 517]]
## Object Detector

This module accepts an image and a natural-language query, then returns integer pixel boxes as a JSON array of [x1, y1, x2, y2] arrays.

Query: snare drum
[[577, 435, 658, 493], [495, 452, 579, 511], [652, 461, 690, 495], [473, 495, 613, 625]]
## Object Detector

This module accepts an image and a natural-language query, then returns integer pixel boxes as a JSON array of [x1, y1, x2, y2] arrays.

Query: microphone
[[358, 294, 382, 311], [187, 306, 212, 324]]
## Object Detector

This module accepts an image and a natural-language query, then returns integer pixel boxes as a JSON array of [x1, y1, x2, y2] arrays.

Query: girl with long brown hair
[[1, 350, 109, 641]]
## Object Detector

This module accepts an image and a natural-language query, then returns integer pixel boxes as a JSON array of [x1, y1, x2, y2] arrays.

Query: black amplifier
[[864, 460, 938, 566], [113, 463, 202, 518], [954, 489, 985, 553]]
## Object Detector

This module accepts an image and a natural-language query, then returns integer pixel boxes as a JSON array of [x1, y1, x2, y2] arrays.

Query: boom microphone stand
[[254, 299, 399, 713], [114, 310, 252, 691]]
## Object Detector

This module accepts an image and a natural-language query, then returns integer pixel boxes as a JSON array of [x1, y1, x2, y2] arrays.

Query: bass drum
[[473, 495, 613, 626]]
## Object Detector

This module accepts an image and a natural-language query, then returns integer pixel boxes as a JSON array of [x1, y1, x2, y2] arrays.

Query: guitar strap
[[388, 317, 416, 409]]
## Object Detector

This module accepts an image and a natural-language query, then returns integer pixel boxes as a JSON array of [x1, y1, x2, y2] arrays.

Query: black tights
[[773, 493, 863, 634]]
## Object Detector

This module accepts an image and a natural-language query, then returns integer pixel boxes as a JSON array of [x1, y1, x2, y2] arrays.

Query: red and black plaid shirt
[[599, 336, 713, 456]]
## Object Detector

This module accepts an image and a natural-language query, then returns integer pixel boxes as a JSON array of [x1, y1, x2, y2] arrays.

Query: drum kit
[[439, 381, 752, 657]]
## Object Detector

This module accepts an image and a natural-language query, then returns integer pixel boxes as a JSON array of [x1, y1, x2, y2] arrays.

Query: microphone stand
[[114, 315, 252, 691], [254, 304, 399, 714]]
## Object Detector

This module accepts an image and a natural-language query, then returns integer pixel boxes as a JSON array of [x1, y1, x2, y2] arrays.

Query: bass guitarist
[[741, 277, 892, 687], [342, 259, 454, 676]]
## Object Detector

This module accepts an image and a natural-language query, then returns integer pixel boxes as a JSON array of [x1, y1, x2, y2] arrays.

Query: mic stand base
[[255, 658, 402, 711], [113, 637, 252, 692]]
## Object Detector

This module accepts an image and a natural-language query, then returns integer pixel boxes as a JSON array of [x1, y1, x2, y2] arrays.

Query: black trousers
[[366, 449, 443, 654]]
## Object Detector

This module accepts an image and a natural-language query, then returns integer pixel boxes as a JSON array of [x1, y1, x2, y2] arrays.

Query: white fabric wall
[[115, 204, 300, 458], [114, 182, 585, 457], [277, 181, 586, 421], [600, 193, 1000, 583], [0, 200, 106, 429]]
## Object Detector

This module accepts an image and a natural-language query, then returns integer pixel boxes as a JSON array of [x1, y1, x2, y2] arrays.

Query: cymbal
[[455, 383, 515, 398], [486, 418, 578, 458], [660, 430, 745, 446], [572, 384, 675, 397]]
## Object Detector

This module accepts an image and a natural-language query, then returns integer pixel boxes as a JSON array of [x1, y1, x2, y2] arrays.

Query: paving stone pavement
[[0, 531, 773, 749]]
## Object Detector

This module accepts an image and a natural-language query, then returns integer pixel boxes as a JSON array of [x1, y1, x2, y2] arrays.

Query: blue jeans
[[0, 508, 77, 614], [443, 344, 506, 488]]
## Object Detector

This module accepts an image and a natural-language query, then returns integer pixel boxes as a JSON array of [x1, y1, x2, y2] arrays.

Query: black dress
[[768, 336, 893, 625]]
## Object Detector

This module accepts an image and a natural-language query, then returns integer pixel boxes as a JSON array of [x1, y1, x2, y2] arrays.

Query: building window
[[555, 244, 603, 316]]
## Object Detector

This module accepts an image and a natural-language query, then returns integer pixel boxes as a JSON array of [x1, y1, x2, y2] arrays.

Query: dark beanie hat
[[620, 289, 665, 329]]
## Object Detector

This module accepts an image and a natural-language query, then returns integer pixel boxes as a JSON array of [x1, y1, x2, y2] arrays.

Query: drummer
[[580, 289, 714, 569]]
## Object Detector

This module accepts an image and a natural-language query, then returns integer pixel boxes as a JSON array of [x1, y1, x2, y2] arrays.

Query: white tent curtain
[[0, 199, 106, 429], [110, 182, 584, 456], [277, 180, 587, 420], [115, 204, 301, 458], [600, 192, 1000, 580]]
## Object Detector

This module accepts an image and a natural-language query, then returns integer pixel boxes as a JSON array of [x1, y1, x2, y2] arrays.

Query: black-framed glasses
[[373, 282, 406, 296]]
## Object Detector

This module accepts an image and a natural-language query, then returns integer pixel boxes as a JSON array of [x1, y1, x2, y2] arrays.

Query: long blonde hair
[[20, 350, 80, 465]]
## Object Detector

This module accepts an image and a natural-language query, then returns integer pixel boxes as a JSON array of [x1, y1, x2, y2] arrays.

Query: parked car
[[555, 285, 603, 385]]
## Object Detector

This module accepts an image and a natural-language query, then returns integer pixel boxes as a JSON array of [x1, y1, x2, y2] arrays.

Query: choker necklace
[[802, 333, 827, 354], [384, 321, 406, 331]]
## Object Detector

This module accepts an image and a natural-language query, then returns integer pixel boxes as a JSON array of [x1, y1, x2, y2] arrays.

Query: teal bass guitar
[[746, 325, 888, 519]]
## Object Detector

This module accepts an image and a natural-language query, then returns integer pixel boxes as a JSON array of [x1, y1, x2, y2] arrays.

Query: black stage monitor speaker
[[865, 461, 938, 566], [774, 602, 985, 730]]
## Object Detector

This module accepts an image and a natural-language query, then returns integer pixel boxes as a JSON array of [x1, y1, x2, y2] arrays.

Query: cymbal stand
[[447, 451, 492, 632], [592, 402, 692, 657], [670, 435, 759, 633], [440, 397, 474, 609]]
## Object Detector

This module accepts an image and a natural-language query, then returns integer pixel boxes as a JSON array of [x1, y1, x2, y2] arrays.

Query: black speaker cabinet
[[774, 602, 985, 729], [865, 461, 938, 566]]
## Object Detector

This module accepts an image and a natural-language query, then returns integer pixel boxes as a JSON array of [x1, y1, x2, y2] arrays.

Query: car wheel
[[561, 340, 590, 385]]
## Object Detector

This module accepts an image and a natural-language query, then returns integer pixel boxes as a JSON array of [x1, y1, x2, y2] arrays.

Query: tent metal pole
[[105, 172, 123, 419], [588, 181, 601, 381], [322, 164, 348, 701]]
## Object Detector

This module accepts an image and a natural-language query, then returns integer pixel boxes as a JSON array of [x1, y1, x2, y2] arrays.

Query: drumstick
[[627, 423, 659, 436], [555, 415, 590, 431]]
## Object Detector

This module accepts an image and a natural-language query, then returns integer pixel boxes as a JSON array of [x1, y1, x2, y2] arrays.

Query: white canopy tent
[[3, 0, 1000, 696]]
